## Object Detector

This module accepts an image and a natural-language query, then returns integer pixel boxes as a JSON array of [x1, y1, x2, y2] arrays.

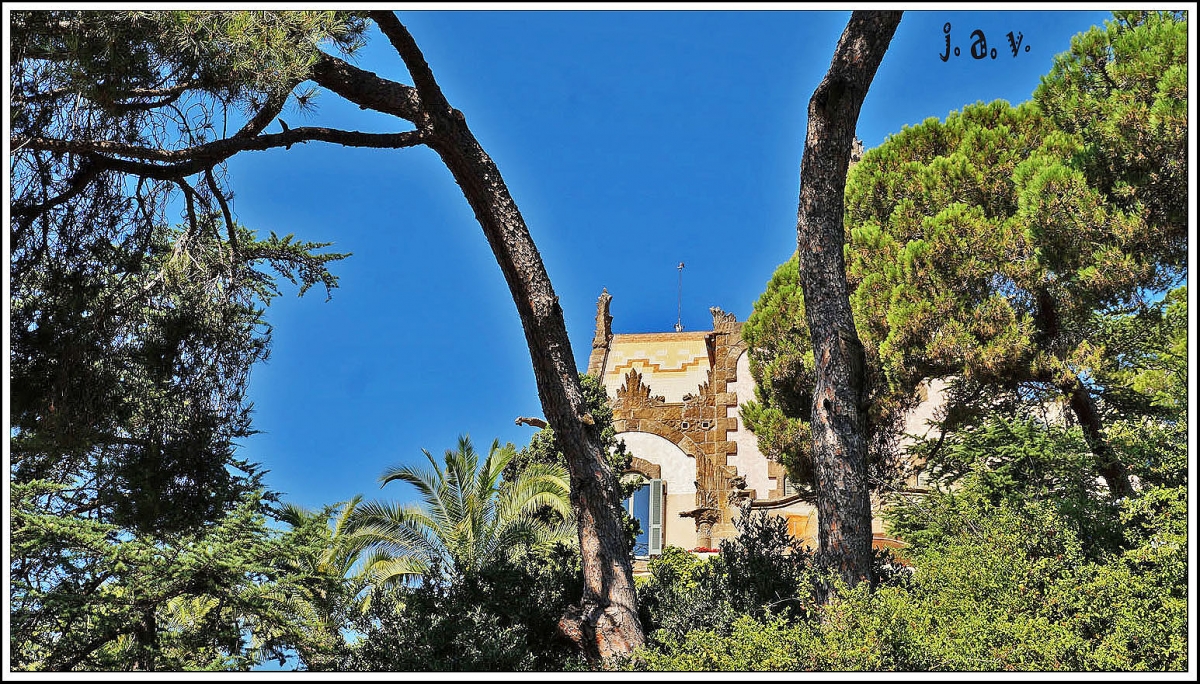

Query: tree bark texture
[[363, 12, 644, 659], [1062, 378, 1135, 498], [1034, 291, 1134, 498], [14, 9, 646, 662], [794, 11, 902, 591]]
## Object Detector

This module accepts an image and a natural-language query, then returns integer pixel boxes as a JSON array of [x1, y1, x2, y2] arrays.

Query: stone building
[[586, 288, 939, 558]]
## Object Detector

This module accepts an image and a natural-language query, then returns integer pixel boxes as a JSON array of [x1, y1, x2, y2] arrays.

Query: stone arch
[[612, 417, 705, 463], [616, 430, 697, 495], [625, 456, 660, 480]]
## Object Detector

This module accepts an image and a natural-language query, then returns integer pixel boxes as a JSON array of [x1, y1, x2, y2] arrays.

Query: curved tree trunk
[[794, 10, 902, 592], [1034, 291, 1135, 499], [362, 12, 644, 660], [1062, 378, 1134, 498]]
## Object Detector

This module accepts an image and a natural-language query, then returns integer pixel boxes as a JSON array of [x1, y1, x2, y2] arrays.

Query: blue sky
[[226, 9, 1116, 513]]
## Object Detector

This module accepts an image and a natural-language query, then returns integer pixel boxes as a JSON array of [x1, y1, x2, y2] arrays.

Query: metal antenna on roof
[[675, 262, 685, 332]]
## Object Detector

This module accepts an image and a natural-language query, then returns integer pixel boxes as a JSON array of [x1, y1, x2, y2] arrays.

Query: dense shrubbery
[[343, 544, 586, 671], [632, 413, 1188, 672], [636, 510, 817, 645]]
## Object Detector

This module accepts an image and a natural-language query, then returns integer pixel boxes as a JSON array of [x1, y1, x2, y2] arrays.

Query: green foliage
[[635, 612, 808, 671], [637, 479, 1186, 671], [842, 25, 1185, 497], [9, 488, 332, 671], [742, 255, 913, 491], [344, 543, 586, 671], [345, 435, 573, 590], [716, 508, 818, 619], [1095, 287, 1188, 415], [504, 373, 641, 551], [635, 403, 1186, 672], [1035, 11, 1188, 247], [637, 509, 819, 649], [504, 373, 631, 481], [1091, 285, 1188, 491], [9, 10, 356, 672], [846, 101, 1051, 391], [11, 10, 366, 114], [9, 215, 347, 534], [905, 416, 1124, 559], [11, 9, 354, 532], [843, 13, 1186, 449], [741, 257, 816, 486], [636, 548, 736, 645], [271, 498, 371, 670], [331, 436, 591, 671]]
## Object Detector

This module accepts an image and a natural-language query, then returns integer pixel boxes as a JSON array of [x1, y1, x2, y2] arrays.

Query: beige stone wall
[[618, 431, 696, 495], [726, 350, 779, 500], [619, 431, 699, 551], [588, 289, 937, 555], [903, 377, 947, 442], [601, 332, 712, 403], [663, 490, 700, 551]]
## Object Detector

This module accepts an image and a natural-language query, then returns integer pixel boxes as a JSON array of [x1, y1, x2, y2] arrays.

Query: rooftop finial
[[675, 262, 685, 332]]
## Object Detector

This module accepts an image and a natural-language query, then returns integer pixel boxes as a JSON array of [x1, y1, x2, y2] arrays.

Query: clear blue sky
[[226, 9, 1116, 513]]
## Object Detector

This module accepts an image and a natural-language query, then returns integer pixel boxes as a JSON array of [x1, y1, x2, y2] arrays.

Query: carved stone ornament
[[679, 506, 721, 527], [592, 288, 613, 350], [727, 487, 752, 508], [709, 306, 738, 332], [615, 368, 665, 408]]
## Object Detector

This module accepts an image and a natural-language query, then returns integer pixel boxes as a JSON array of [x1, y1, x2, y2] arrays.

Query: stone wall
[[589, 289, 930, 553]]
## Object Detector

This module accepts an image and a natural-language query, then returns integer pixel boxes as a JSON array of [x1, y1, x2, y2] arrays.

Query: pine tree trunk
[[1062, 379, 1134, 498], [363, 13, 644, 660], [134, 607, 157, 671], [1034, 292, 1134, 498], [428, 114, 644, 662], [794, 11, 902, 591]]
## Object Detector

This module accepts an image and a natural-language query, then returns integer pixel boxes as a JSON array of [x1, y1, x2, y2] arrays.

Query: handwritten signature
[[940, 22, 1031, 62]]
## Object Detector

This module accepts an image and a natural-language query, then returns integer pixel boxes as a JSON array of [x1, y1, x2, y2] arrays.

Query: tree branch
[[369, 11, 452, 115], [11, 157, 103, 220], [308, 52, 422, 122], [237, 89, 292, 141], [16, 128, 427, 182], [204, 167, 239, 265]]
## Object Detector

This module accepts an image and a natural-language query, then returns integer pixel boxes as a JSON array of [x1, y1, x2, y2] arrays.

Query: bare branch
[[369, 11, 452, 115], [11, 157, 103, 221], [176, 177, 202, 264], [17, 127, 425, 162], [309, 52, 422, 122], [237, 88, 293, 140], [204, 167, 239, 264], [16, 128, 426, 181]]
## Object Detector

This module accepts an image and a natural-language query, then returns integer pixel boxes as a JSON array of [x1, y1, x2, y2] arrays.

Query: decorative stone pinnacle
[[709, 306, 738, 332], [592, 288, 613, 350]]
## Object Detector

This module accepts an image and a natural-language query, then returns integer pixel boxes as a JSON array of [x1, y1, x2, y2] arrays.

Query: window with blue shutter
[[648, 478, 663, 556], [626, 478, 664, 557]]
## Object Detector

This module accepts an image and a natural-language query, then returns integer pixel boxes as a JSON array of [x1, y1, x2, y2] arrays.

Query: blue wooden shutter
[[648, 478, 663, 555]]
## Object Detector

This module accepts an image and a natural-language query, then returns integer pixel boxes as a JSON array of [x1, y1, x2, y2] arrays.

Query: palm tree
[[347, 435, 573, 589], [268, 497, 369, 669]]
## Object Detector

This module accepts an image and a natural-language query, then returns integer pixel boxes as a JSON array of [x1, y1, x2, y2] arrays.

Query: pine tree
[[10, 10, 644, 657], [791, 10, 903, 591], [843, 11, 1187, 500]]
